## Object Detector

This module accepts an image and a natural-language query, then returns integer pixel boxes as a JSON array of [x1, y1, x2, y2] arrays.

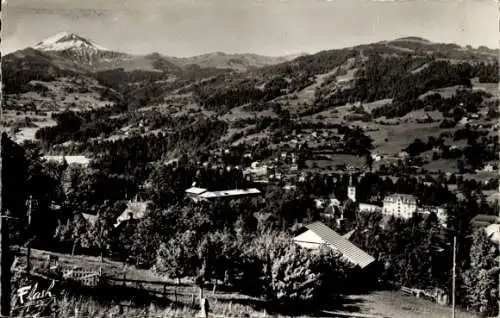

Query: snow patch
[[33, 32, 109, 52]]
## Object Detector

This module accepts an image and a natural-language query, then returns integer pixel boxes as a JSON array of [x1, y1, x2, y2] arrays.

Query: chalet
[[483, 163, 495, 172], [315, 199, 327, 209], [293, 221, 375, 269], [82, 213, 98, 227], [371, 153, 382, 162], [114, 200, 151, 228]]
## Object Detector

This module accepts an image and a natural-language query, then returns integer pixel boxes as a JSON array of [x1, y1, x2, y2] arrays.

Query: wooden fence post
[[26, 246, 31, 274], [173, 285, 177, 303]]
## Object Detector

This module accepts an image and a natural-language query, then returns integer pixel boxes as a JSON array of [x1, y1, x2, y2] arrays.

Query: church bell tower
[[347, 175, 356, 202]]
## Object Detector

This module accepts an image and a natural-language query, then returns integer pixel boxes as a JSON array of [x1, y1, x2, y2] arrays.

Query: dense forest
[[371, 89, 491, 119]]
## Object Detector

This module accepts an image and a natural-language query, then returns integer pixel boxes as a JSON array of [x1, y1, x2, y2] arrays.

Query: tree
[[364, 154, 374, 172], [156, 230, 199, 283], [268, 244, 321, 305], [245, 231, 353, 309], [196, 231, 240, 287], [462, 230, 499, 316], [54, 214, 89, 255], [87, 216, 114, 257], [85, 202, 121, 257], [129, 208, 170, 267]]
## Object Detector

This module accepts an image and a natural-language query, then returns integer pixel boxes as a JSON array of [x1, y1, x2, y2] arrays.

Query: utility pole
[[452, 236, 456, 318], [498, 181, 500, 318], [26, 195, 33, 274]]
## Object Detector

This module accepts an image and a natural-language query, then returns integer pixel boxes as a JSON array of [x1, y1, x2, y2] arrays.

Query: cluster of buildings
[[346, 177, 448, 225], [280, 129, 342, 147]]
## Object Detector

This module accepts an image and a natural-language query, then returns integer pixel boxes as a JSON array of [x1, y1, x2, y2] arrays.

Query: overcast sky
[[2, 0, 498, 57]]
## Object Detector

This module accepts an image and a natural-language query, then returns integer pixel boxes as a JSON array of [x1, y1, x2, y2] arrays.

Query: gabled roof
[[297, 221, 375, 269], [114, 201, 150, 228], [82, 213, 98, 226]]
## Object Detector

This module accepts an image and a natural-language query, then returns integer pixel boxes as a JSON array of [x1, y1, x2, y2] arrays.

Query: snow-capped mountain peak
[[33, 32, 109, 52]]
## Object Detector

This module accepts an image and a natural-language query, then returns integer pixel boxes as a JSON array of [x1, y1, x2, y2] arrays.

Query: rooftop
[[384, 193, 417, 202], [198, 188, 261, 199], [185, 187, 208, 195], [294, 221, 375, 269], [485, 224, 500, 244], [44, 155, 91, 165], [82, 213, 98, 226], [470, 214, 499, 228], [114, 201, 151, 228]]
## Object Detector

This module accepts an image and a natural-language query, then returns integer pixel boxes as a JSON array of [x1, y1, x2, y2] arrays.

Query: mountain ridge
[[26, 32, 302, 72]]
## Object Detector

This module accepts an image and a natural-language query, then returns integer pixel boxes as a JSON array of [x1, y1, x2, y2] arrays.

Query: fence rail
[[11, 250, 255, 310]]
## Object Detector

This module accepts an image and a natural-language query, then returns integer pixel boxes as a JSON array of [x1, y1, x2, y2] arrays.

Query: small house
[[82, 213, 98, 227], [114, 200, 151, 228]]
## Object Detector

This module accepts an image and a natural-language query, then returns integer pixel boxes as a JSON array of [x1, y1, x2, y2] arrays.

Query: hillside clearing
[[333, 291, 479, 318]]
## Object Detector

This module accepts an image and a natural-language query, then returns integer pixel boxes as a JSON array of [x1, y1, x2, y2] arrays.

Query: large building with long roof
[[293, 221, 375, 269], [185, 187, 261, 202]]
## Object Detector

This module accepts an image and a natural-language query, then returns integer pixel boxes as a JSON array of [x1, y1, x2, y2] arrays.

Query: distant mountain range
[[21, 32, 304, 72], [3, 32, 497, 114]]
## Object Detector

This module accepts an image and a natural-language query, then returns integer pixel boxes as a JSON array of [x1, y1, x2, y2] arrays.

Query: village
[[2, 1, 499, 316]]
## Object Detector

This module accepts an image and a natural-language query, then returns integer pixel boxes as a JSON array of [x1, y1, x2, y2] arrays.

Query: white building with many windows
[[382, 194, 418, 219], [359, 203, 382, 213]]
